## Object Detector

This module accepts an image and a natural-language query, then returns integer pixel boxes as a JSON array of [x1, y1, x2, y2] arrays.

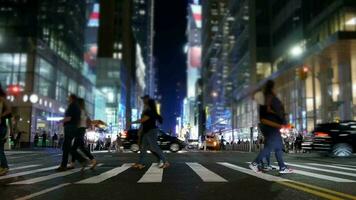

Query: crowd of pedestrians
[[56, 94, 97, 172]]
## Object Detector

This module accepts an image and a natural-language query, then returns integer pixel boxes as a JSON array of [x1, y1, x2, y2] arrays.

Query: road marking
[[307, 163, 356, 172], [76, 163, 132, 184], [333, 164, 356, 169], [9, 164, 103, 185], [270, 165, 355, 183], [186, 162, 227, 182], [0, 166, 57, 180], [218, 162, 287, 182], [138, 163, 163, 183], [14, 183, 70, 200], [219, 162, 356, 200], [10, 165, 41, 171], [285, 162, 356, 177]]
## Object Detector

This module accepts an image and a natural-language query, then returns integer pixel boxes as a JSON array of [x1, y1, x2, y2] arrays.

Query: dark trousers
[[71, 127, 94, 162], [0, 126, 8, 169], [139, 129, 166, 164], [60, 125, 84, 167], [254, 125, 286, 170]]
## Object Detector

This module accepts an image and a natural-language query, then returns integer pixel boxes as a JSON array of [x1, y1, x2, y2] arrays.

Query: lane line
[[186, 162, 227, 182], [10, 164, 103, 185], [0, 166, 58, 180], [14, 183, 71, 200], [307, 163, 356, 172], [10, 165, 41, 171], [285, 162, 356, 177], [270, 165, 355, 183], [76, 163, 132, 184], [333, 164, 356, 169], [218, 162, 287, 182], [218, 162, 356, 200], [138, 163, 163, 183]]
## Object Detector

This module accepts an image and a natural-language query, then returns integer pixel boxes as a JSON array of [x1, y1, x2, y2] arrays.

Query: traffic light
[[7, 84, 23, 96], [298, 66, 309, 80]]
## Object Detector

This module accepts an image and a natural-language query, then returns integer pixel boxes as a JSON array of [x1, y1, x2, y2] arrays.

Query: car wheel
[[169, 143, 180, 152], [331, 143, 353, 157], [130, 144, 140, 153]]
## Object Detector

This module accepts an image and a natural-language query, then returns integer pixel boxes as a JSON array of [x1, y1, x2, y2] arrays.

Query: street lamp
[[289, 45, 303, 57], [211, 91, 218, 98]]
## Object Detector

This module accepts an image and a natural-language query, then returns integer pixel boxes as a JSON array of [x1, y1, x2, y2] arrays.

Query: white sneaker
[[158, 160, 164, 168], [279, 168, 293, 174], [249, 163, 261, 173]]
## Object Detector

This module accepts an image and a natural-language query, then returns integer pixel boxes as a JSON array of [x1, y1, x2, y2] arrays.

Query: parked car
[[121, 129, 186, 152], [302, 121, 356, 157]]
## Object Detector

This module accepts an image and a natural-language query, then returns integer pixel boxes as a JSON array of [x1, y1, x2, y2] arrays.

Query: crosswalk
[[1, 161, 356, 199], [1, 162, 356, 185]]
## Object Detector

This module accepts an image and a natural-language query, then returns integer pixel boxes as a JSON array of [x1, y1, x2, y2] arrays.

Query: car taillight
[[314, 132, 330, 137]]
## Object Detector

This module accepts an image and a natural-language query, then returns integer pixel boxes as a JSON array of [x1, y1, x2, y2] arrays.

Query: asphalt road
[[1, 149, 356, 200]]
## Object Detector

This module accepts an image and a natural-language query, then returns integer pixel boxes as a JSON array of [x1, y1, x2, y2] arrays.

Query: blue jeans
[[254, 125, 286, 170], [138, 129, 166, 165], [0, 126, 8, 169]]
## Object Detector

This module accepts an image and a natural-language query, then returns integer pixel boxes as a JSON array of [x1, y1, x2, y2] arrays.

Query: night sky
[[154, 0, 188, 132]]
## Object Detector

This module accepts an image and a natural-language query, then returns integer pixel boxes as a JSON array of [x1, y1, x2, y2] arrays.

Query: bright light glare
[[346, 17, 356, 25], [29, 94, 39, 103], [290, 45, 303, 57], [46, 117, 64, 121]]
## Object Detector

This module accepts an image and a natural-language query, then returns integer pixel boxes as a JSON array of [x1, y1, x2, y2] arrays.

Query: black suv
[[121, 129, 186, 152], [302, 121, 356, 157]]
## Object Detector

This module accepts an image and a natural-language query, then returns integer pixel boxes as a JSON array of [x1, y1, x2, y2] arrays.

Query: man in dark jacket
[[56, 94, 85, 172]]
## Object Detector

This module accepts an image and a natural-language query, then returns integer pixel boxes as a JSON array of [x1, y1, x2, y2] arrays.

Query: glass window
[[68, 79, 77, 94], [56, 71, 67, 89], [36, 58, 54, 79]]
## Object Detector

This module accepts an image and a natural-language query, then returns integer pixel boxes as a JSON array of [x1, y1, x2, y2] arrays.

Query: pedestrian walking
[[0, 84, 12, 176], [34, 132, 39, 147], [131, 98, 169, 169], [249, 80, 293, 174], [68, 98, 97, 170], [41, 131, 47, 147], [56, 94, 85, 172], [52, 133, 58, 148], [15, 131, 22, 149]]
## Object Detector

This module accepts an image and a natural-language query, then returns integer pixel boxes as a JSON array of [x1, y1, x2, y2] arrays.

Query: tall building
[[0, 0, 93, 146], [203, 0, 356, 141], [182, 0, 202, 140], [201, 0, 230, 135], [97, 0, 137, 130], [132, 0, 156, 97]]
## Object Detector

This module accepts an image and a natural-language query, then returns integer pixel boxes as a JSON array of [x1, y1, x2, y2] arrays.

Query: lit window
[[139, 10, 145, 15]]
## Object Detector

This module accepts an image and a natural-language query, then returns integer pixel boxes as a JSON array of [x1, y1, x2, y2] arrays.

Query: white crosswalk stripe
[[10, 164, 103, 185], [186, 162, 227, 182], [333, 164, 356, 168], [218, 162, 287, 182], [307, 163, 356, 172], [76, 163, 132, 184], [270, 165, 356, 183], [0, 166, 58, 180], [285, 162, 356, 177], [2, 161, 356, 187], [10, 165, 41, 171], [138, 163, 163, 183]]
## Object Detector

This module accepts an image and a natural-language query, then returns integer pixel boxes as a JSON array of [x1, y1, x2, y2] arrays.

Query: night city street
[[0, 150, 355, 200], [2, 0, 356, 199]]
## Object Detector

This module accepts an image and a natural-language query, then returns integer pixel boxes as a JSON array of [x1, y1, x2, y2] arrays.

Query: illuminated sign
[[88, 3, 100, 27], [190, 4, 202, 28]]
